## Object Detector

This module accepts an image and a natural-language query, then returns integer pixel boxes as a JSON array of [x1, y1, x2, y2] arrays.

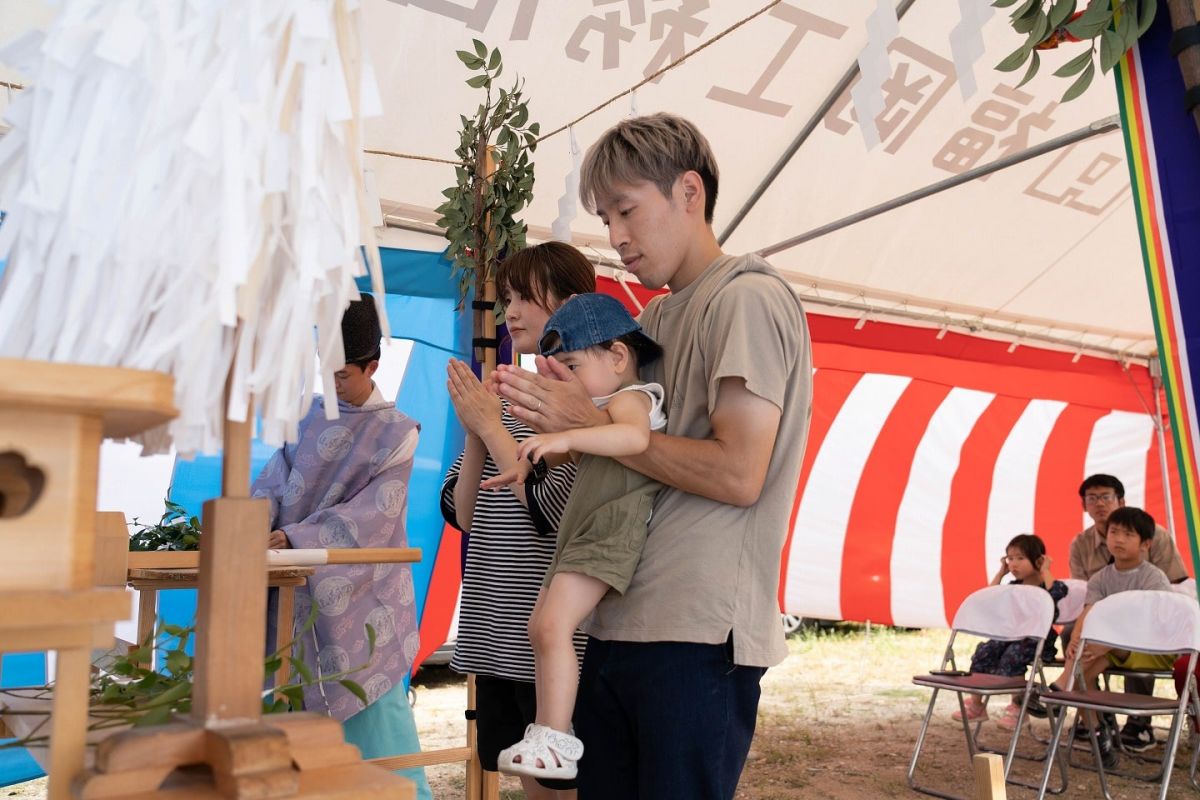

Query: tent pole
[[756, 115, 1121, 258], [1151, 358, 1179, 537], [718, 0, 918, 246]]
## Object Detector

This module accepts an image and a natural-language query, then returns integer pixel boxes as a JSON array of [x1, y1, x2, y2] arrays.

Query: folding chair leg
[[1036, 705, 1070, 800], [908, 688, 978, 800], [1155, 713, 1188, 800]]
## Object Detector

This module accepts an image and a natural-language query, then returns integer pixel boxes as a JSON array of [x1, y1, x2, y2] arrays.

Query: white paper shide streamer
[[950, 0, 996, 101], [550, 127, 582, 243], [850, 0, 900, 150], [0, 0, 387, 454]]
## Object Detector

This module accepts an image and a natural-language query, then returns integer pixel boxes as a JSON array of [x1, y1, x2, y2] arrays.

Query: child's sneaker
[[951, 696, 988, 722], [996, 703, 1022, 731]]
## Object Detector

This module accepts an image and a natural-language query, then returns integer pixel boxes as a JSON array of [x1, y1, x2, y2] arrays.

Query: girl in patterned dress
[[953, 533, 1067, 730]]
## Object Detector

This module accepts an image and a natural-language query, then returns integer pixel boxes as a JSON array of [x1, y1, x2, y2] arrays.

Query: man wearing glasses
[[1066, 473, 1189, 754], [1069, 474, 1188, 582]]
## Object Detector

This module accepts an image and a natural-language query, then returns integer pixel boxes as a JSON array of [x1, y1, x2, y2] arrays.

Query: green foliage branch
[[435, 40, 539, 307], [0, 609, 376, 748], [128, 499, 201, 552], [994, 0, 1158, 101]]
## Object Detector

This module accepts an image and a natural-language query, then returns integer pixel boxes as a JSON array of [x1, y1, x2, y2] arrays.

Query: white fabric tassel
[[0, 0, 386, 456]]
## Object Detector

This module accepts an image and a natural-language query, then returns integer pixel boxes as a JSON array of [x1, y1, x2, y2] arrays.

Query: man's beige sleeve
[[1151, 526, 1189, 582], [1067, 535, 1088, 581]]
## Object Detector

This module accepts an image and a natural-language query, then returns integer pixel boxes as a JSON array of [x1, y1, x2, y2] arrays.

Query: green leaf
[[466, 75, 488, 89], [993, 0, 1021, 7], [528, 122, 540, 135], [488, 48, 501, 71], [263, 656, 282, 678], [340, 680, 369, 706], [472, 39, 487, 58], [1014, 10, 1040, 32], [1116, 3, 1138, 50], [1098, 28, 1124, 72], [1048, 0, 1077, 29], [1010, 0, 1040, 20], [1136, 0, 1157, 36], [281, 685, 305, 709], [1061, 58, 1096, 100], [995, 43, 1032, 71], [288, 656, 314, 685], [1027, 11, 1050, 42], [511, 104, 529, 128], [1066, 0, 1113, 38], [1053, 47, 1094, 76], [456, 50, 477, 66], [165, 650, 190, 676], [1079, 0, 1115, 25], [1016, 49, 1042, 87], [134, 704, 172, 727]]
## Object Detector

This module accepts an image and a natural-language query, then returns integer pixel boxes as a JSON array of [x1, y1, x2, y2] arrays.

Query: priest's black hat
[[342, 295, 382, 364]]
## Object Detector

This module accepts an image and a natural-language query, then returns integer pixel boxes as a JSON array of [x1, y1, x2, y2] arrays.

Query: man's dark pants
[[574, 636, 765, 799]]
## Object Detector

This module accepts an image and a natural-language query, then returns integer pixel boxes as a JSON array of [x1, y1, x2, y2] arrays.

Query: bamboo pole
[[474, 145, 499, 379]]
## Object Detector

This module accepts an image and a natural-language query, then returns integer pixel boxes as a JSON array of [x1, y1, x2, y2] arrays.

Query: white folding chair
[[907, 584, 1059, 800], [1035, 590, 1200, 800], [1035, 579, 1086, 679]]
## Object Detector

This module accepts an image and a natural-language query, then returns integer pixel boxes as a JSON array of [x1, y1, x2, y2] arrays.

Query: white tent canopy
[[358, 0, 1148, 360], [0, 0, 1151, 359]]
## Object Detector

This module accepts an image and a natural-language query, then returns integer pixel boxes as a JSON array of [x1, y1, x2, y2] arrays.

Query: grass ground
[[7, 624, 1198, 798]]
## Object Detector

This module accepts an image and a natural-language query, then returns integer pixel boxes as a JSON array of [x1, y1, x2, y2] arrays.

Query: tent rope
[[363, 148, 463, 165], [534, 0, 784, 145]]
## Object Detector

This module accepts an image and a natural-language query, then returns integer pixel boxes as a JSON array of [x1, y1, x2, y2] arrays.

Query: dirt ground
[[6, 625, 1198, 798]]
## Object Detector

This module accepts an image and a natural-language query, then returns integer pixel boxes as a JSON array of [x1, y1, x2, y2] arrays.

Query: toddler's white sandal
[[497, 723, 584, 780]]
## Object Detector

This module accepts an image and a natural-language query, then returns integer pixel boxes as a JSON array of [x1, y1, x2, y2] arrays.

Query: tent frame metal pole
[[718, 0, 918, 246], [1151, 359, 1179, 538], [756, 114, 1122, 258]]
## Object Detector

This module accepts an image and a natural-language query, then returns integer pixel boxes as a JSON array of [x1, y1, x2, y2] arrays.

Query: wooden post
[[191, 372, 269, 724], [473, 146, 498, 379], [972, 753, 1006, 800], [190, 496, 269, 724], [465, 674, 482, 800]]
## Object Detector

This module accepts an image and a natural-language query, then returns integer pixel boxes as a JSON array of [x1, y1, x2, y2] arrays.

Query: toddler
[[482, 293, 666, 780]]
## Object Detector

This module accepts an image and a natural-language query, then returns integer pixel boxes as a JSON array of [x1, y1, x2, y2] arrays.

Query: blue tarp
[[167, 246, 468, 644]]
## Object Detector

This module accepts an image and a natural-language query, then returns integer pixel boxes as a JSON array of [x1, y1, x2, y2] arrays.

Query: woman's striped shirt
[[440, 408, 587, 681]]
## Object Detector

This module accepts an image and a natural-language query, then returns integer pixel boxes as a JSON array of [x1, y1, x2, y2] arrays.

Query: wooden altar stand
[[71, 390, 416, 798], [0, 358, 415, 798], [0, 361, 176, 800]]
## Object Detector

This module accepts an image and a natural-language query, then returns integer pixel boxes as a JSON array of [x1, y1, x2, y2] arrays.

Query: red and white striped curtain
[[780, 315, 1188, 630]]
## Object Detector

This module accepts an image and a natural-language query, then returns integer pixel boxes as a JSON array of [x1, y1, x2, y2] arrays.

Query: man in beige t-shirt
[[496, 114, 811, 799]]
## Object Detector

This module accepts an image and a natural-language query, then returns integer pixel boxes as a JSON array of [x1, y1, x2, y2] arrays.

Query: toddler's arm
[[518, 390, 652, 463]]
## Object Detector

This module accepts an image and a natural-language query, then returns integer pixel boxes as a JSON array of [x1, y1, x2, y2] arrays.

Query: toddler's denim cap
[[539, 293, 662, 365]]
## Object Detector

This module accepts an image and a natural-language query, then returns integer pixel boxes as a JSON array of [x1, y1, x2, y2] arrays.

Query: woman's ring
[[535, 398, 543, 412]]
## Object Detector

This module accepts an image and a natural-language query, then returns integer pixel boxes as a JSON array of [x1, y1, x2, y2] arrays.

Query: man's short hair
[[580, 113, 720, 223], [1105, 506, 1155, 542], [346, 348, 381, 372], [1078, 473, 1125, 499]]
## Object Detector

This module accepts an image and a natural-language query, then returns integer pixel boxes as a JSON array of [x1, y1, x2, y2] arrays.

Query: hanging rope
[[363, 148, 464, 166], [534, 0, 784, 145]]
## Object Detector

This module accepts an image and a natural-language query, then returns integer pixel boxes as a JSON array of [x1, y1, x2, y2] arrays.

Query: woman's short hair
[[496, 241, 596, 312]]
